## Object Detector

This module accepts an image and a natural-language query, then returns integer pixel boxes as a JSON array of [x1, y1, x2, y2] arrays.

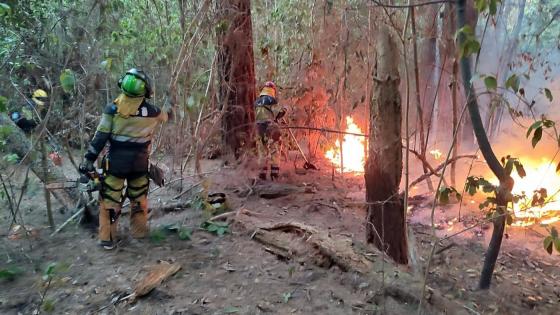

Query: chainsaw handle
[[79, 174, 91, 184]]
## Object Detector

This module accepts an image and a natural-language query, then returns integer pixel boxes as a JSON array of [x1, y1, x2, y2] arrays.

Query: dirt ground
[[1, 157, 559, 315]]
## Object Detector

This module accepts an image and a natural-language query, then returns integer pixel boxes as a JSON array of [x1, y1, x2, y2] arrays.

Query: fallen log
[[150, 201, 191, 213], [253, 221, 374, 273], [238, 183, 306, 199], [234, 213, 469, 315], [133, 261, 181, 299]]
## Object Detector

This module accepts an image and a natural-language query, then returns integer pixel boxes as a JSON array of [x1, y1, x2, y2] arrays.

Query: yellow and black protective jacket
[[255, 86, 279, 122], [85, 98, 167, 177]]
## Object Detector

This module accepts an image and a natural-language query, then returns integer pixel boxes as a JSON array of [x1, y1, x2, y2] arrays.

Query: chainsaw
[[46, 170, 102, 193]]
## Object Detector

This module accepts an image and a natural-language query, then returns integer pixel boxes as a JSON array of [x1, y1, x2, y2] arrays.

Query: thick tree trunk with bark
[[0, 115, 79, 210], [365, 25, 408, 265], [217, 0, 256, 157]]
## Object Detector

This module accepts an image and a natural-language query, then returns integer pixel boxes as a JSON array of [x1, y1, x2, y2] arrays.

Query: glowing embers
[[508, 159, 560, 227], [430, 149, 443, 160], [325, 116, 366, 173]]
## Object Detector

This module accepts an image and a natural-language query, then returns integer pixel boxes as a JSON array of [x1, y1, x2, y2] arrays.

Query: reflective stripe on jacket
[[85, 100, 167, 175]]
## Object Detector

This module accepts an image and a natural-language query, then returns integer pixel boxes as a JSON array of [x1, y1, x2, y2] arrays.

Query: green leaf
[[0, 95, 7, 112], [488, 0, 497, 15], [479, 200, 490, 210], [544, 236, 554, 255], [3, 153, 19, 164], [505, 74, 520, 93], [213, 221, 229, 227], [150, 228, 167, 243], [463, 39, 481, 57], [282, 292, 292, 303], [481, 185, 494, 194], [543, 119, 555, 128], [484, 76, 497, 90], [43, 262, 57, 281], [475, 0, 487, 12], [555, 238, 560, 253], [179, 228, 192, 241], [223, 306, 240, 314], [0, 266, 23, 281], [455, 25, 474, 41], [59, 69, 76, 94], [552, 227, 558, 238], [468, 184, 477, 196], [514, 161, 526, 178], [42, 299, 55, 313], [0, 3, 11, 15], [438, 188, 450, 204], [544, 88, 553, 102], [506, 213, 513, 226], [526, 120, 543, 138], [532, 126, 543, 148]]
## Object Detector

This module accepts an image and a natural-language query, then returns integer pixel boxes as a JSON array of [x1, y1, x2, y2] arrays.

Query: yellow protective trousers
[[256, 121, 281, 180], [99, 173, 149, 242]]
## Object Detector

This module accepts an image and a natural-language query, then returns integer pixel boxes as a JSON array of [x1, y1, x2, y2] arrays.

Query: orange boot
[[130, 197, 148, 238], [98, 202, 121, 250]]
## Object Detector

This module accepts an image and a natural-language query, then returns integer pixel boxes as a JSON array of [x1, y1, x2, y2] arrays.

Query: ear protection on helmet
[[117, 68, 153, 98]]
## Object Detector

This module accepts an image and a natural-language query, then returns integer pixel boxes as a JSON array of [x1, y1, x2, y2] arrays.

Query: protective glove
[[275, 107, 287, 122], [78, 159, 95, 175]]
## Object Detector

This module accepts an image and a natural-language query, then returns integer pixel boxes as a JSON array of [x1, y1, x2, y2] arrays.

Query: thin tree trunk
[[365, 24, 407, 264], [450, 59, 459, 187], [411, 6, 434, 192], [217, 0, 256, 157], [431, 8, 442, 145], [41, 140, 55, 230], [178, 0, 186, 34], [456, 0, 513, 290]]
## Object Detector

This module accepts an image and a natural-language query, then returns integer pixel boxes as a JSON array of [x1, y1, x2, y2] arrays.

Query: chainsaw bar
[[46, 181, 78, 190]]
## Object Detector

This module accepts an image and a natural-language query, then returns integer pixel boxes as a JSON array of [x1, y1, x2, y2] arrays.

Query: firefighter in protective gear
[[255, 81, 285, 180], [10, 89, 48, 133], [79, 68, 168, 250]]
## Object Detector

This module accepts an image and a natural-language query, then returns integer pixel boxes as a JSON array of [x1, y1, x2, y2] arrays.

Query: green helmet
[[118, 68, 152, 98]]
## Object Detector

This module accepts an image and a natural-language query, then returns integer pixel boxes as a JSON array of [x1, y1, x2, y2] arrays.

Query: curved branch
[[409, 154, 477, 188]]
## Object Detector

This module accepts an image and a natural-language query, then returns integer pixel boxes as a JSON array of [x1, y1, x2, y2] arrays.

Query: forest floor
[[1, 156, 559, 315]]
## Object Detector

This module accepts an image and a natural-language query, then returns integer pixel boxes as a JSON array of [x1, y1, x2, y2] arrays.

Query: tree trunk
[[365, 24, 407, 265], [217, 0, 256, 157], [411, 7, 434, 192], [456, 0, 513, 289], [450, 59, 459, 187], [0, 115, 79, 210]]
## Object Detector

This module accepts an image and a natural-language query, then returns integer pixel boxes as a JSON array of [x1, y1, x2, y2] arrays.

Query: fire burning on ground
[[325, 116, 366, 172], [323, 117, 560, 227], [509, 159, 560, 227]]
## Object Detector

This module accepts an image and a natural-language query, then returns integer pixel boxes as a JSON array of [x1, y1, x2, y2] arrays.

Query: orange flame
[[492, 159, 560, 227], [325, 116, 365, 172]]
